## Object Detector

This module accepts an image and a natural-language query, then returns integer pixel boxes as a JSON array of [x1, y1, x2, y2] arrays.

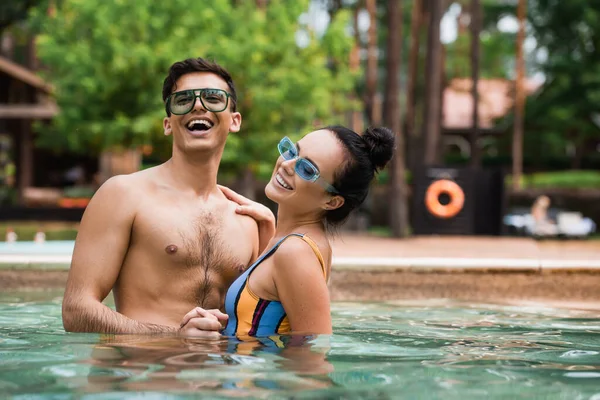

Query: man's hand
[[178, 307, 228, 338], [219, 185, 276, 254]]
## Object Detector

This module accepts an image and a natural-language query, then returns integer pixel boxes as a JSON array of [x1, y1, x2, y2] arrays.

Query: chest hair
[[179, 212, 241, 306]]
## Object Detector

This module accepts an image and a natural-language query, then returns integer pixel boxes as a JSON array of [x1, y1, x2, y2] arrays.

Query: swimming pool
[[0, 241, 75, 255], [1, 292, 599, 399]]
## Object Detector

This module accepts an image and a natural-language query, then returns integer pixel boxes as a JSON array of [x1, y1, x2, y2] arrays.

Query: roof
[[0, 56, 53, 94], [0, 56, 58, 119], [443, 78, 542, 130]]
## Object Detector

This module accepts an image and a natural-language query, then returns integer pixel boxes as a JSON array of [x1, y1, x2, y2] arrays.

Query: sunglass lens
[[278, 139, 297, 160], [200, 89, 227, 112], [296, 160, 318, 181], [170, 91, 195, 114]]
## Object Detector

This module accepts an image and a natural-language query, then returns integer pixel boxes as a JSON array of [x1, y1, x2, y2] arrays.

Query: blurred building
[[441, 77, 543, 158], [0, 55, 59, 206], [0, 32, 103, 220], [0, 25, 144, 220]]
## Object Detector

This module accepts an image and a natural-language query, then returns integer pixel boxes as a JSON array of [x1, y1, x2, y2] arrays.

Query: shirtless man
[[62, 58, 274, 334]]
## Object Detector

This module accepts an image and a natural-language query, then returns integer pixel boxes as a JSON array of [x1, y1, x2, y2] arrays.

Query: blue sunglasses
[[277, 137, 339, 194]]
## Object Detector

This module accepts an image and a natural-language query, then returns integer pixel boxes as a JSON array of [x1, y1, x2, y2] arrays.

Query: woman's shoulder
[[273, 233, 331, 277], [274, 234, 313, 257]]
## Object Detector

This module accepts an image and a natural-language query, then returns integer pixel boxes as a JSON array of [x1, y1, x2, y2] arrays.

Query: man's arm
[[62, 175, 175, 334]]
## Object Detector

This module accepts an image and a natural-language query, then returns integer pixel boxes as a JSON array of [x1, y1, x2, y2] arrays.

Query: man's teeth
[[276, 174, 292, 189], [186, 119, 214, 129]]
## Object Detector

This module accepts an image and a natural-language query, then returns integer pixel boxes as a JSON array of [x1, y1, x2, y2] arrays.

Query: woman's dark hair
[[162, 57, 237, 116], [323, 125, 395, 228]]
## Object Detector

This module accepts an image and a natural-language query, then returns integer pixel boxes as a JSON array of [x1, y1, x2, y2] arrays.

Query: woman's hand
[[218, 185, 276, 254], [178, 307, 228, 338]]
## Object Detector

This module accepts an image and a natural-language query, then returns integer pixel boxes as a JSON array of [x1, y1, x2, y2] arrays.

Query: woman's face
[[265, 129, 345, 214]]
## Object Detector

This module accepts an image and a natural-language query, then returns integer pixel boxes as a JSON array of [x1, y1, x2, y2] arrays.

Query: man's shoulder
[[97, 174, 142, 196], [226, 199, 259, 230], [216, 192, 259, 233], [98, 167, 159, 194]]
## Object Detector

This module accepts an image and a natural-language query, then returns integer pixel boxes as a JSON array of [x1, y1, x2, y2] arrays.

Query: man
[[63, 58, 272, 334]]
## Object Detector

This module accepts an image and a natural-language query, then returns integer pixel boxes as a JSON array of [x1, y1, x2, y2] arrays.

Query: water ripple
[[0, 294, 598, 399]]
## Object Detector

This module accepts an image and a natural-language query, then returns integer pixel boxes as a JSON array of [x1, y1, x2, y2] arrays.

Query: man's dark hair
[[162, 57, 237, 116]]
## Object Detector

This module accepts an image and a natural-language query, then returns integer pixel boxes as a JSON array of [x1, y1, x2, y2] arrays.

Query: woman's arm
[[272, 237, 332, 335], [218, 185, 276, 255]]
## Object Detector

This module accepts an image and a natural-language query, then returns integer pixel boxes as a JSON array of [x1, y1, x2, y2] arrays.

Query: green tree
[[493, 0, 600, 171], [31, 0, 357, 189], [0, 0, 44, 34], [444, 0, 518, 81], [525, 0, 600, 169], [384, 0, 409, 237]]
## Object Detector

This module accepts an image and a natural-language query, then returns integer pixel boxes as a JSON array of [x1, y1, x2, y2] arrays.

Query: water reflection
[[2, 295, 600, 399], [83, 334, 334, 396]]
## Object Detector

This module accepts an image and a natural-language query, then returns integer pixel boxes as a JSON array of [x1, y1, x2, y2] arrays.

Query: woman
[[180, 125, 395, 337]]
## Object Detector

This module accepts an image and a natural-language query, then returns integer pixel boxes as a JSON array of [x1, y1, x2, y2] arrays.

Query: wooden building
[[0, 55, 58, 206]]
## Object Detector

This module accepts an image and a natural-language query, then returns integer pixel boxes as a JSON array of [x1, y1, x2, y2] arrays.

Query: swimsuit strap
[[296, 234, 327, 278], [246, 233, 326, 278]]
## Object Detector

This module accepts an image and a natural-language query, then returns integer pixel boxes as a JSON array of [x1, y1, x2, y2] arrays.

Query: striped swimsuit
[[222, 233, 327, 337]]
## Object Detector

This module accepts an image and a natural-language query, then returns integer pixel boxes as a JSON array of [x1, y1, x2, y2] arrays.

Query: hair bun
[[362, 127, 395, 171]]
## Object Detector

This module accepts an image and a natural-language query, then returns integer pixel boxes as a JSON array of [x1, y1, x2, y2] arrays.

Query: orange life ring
[[425, 179, 465, 219]]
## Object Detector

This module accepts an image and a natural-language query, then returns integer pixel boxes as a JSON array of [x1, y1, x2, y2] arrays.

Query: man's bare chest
[[131, 205, 254, 274]]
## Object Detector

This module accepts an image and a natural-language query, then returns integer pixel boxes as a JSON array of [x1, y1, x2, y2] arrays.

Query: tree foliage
[[444, 0, 518, 80], [525, 0, 600, 158], [0, 0, 44, 34], [489, 0, 600, 167], [440, 0, 600, 169], [30, 0, 357, 178]]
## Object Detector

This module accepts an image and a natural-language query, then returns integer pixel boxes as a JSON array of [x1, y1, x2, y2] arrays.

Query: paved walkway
[[330, 234, 600, 270], [2, 235, 600, 304]]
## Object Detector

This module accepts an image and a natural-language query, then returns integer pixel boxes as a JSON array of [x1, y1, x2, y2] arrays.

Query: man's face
[[163, 72, 241, 154]]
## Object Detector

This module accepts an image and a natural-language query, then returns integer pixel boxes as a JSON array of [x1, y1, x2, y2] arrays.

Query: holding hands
[[178, 307, 228, 339]]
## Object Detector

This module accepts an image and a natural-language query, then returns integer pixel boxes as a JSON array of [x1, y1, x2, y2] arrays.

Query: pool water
[[0, 241, 74, 255], [1, 292, 599, 399]]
